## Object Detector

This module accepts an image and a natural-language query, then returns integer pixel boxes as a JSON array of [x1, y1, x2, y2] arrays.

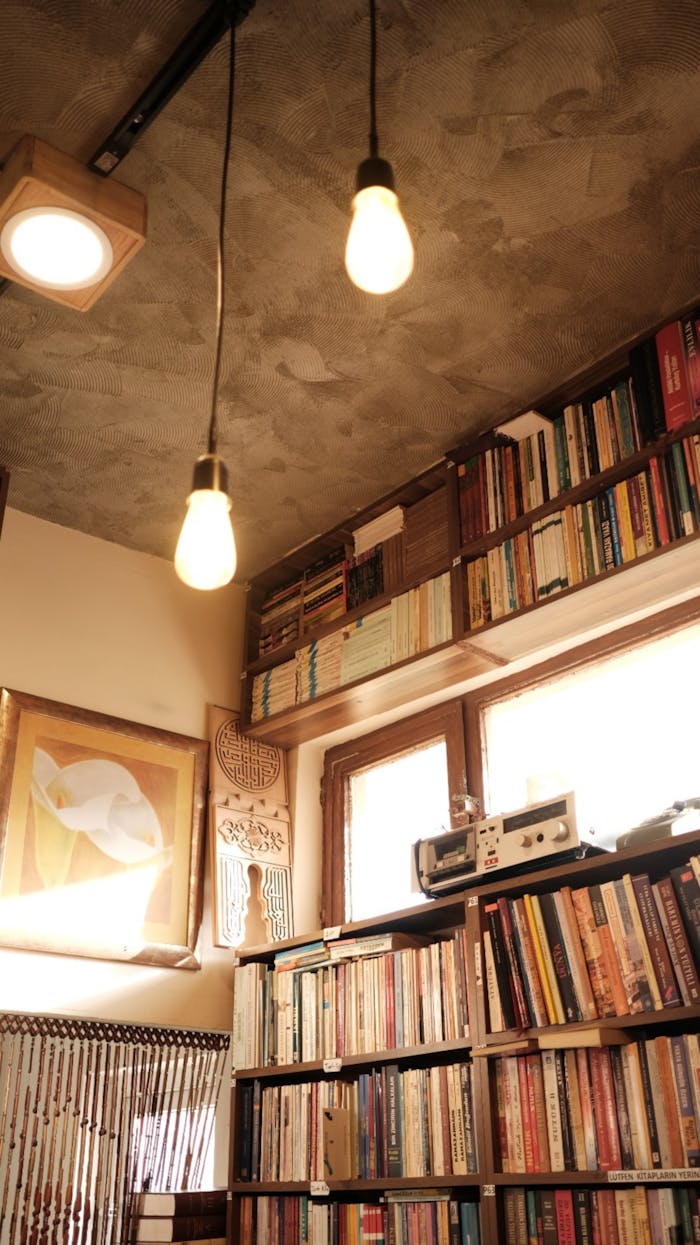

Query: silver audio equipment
[[412, 792, 592, 896]]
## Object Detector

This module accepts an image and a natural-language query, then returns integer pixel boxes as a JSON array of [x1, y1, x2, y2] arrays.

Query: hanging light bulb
[[175, 454, 237, 590], [175, 15, 239, 591], [345, 0, 413, 295]]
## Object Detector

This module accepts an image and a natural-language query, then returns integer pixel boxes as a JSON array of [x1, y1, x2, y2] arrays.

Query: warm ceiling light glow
[[1, 206, 114, 290], [0, 134, 146, 310], [345, 183, 414, 295], [175, 455, 237, 591]]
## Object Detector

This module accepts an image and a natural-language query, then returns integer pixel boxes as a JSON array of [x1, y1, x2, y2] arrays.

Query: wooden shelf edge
[[242, 640, 499, 747], [232, 1175, 480, 1194], [235, 1036, 473, 1081], [464, 535, 700, 667]]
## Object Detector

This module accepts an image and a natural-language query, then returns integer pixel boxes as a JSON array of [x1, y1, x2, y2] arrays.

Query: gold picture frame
[[0, 688, 208, 969]]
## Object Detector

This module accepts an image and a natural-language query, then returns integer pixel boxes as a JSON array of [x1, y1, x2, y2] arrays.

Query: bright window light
[[482, 621, 700, 851], [346, 740, 450, 920]]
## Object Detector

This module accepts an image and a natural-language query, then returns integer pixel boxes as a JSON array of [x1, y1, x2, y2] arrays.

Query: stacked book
[[257, 576, 302, 656], [352, 505, 405, 557], [458, 310, 700, 551], [250, 659, 297, 720], [131, 1189, 227, 1244], [494, 1033, 700, 1174], [503, 1186, 696, 1245], [239, 1194, 480, 1245], [232, 928, 470, 1069], [340, 605, 393, 685], [346, 544, 385, 610], [296, 630, 344, 702], [301, 549, 347, 630], [482, 856, 700, 1034], [465, 431, 700, 628], [390, 571, 452, 663], [240, 1061, 477, 1183], [250, 570, 453, 719], [403, 487, 449, 582]]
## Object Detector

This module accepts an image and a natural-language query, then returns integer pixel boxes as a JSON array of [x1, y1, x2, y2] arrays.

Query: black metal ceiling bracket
[[0, 0, 256, 301], [88, 0, 256, 176]]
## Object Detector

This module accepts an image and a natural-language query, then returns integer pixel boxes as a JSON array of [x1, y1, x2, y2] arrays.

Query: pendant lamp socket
[[0, 135, 146, 310], [355, 155, 395, 193]]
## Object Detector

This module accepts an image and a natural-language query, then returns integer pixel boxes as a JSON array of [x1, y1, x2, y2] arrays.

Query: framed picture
[[0, 688, 209, 969]]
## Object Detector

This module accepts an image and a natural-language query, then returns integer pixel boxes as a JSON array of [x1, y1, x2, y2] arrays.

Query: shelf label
[[467, 895, 478, 908], [607, 1168, 698, 1183], [323, 1057, 342, 1074], [482, 1185, 495, 1198], [323, 926, 341, 942], [452, 555, 461, 568], [310, 1181, 330, 1197]]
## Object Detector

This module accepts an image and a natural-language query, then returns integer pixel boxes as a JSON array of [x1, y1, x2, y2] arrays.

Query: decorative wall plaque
[[207, 706, 293, 947], [208, 704, 287, 806]]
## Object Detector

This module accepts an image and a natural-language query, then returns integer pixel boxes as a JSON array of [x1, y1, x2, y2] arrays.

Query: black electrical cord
[[368, 0, 378, 159], [207, 19, 236, 457]]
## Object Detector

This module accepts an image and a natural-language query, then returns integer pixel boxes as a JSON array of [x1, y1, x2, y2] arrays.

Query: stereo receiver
[[412, 792, 591, 896]]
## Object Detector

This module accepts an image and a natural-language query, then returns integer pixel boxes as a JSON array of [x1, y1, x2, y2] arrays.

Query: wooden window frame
[[321, 700, 468, 927], [321, 596, 700, 927]]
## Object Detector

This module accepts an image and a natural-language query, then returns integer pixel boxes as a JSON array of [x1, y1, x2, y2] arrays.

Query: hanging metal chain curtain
[[0, 1012, 230, 1245]]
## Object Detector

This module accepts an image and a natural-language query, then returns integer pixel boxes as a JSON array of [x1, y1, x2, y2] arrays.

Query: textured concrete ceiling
[[1, 0, 699, 581]]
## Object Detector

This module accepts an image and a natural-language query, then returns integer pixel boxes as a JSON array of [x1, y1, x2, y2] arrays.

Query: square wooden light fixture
[[0, 134, 146, 311]]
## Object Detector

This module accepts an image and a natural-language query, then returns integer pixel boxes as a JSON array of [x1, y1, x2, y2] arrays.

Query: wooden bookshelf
[[240, 306, 700, 747], [229, 826, 700, 1244]]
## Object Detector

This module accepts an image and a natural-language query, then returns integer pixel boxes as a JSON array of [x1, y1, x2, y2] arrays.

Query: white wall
[[0, 507, 247, 1032]]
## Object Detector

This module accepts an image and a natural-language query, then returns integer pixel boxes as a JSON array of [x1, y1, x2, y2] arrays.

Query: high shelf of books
[[230, 826, 700, 1245], [240, 305, 700, 747]]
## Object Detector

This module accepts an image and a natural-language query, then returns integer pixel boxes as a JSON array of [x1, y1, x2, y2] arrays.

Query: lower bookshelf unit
[[230, 828, 700, 1244]]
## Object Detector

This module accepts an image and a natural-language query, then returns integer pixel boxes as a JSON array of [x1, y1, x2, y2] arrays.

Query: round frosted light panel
[[345, 185, 414, 295], [0, 207, 113, 290], [175, 489, 237, 591]]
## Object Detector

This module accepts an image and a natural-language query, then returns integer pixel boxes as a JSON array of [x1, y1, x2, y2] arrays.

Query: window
[[470, 604, 700, 852], [322, 702, 467, 925]]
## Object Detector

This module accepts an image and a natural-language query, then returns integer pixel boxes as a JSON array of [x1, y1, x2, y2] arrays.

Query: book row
[[258, 551, 348, 656], [457, 311, 700, 546], [251, 572, 451, 720], [133, 1212, 226, 1242], [237, 1061, 478, 1183], [493, 1034, 700, 1175], [502, 1183, 700, 1245], [238, 1195, 481, 1245], [232, 931, 470, 1070], [483, 861, 700, 1033], [131, 1190, 228, 1242], [464, 438, 700, 628], [257, 487, 449, 658]]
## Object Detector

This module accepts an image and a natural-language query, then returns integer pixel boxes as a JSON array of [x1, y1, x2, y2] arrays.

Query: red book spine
[[631, 873, 681, 1007], [517, 1055, 535, 1172], [554, 1190, 578, 1245], [497, 897, 531, 1028], [656, 320, 694, 429], [385, 953, 396, 1050], [654, 876, 700, 1004], [588, 1049, 622, 1171], [648, 456, 672, 545], [681, 314, 700, 416], [595, 1188, 621, 1245]]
